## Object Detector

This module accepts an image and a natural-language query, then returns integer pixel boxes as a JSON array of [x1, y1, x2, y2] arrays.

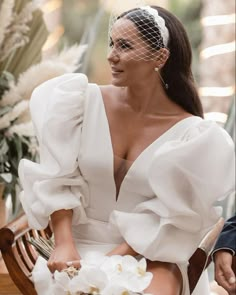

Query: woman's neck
[[121, 81, 182, 116]]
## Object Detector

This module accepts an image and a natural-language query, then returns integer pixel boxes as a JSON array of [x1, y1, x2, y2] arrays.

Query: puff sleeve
[[110, 120, 235, 263], [18, 73, 89, 229]]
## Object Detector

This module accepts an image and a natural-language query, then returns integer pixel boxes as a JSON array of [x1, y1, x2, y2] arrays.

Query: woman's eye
[[109, 39, 132, 50], [119, 42, 132, 49], [109, 41, 114, 48]]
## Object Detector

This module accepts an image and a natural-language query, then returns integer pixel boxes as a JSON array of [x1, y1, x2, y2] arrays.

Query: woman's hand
[[47, 241, 81, 273]]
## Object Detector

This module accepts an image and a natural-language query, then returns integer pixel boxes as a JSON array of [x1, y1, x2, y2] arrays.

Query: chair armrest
[[0, 214, 52, 295], [188, 218, 225, 294]]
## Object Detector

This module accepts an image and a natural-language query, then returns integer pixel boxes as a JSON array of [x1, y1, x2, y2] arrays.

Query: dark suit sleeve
[[213, 214, 236, 254]]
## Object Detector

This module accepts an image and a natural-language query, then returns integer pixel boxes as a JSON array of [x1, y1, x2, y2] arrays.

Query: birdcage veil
[[107, 0, 170, 61]]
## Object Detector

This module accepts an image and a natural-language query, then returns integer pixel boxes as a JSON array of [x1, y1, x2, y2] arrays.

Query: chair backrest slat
[[16, 237, 34, 271], [23, 232, 39, 264]]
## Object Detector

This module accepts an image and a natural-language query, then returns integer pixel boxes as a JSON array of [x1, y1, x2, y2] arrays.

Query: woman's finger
[[66, 260, 81, 269], [47, 261, 67, 273]]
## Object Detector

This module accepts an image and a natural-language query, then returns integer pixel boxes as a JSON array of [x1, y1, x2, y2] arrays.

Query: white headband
[[140, 6, 169, 47]]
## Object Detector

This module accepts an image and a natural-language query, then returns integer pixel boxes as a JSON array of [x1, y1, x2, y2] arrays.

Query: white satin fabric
[[19, 73, 235, 295]]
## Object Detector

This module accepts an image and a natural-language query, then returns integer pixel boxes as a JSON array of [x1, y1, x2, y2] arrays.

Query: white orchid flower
[[53, 271, 71, 294], [119, 270, 153, 293], [122, 256, 147, 274], [53, 253, 153, 295], [80, 251, 108, 268], [100, 255, 124, 279], [69, 266, 109, 295], [101, 255, 153, 294]]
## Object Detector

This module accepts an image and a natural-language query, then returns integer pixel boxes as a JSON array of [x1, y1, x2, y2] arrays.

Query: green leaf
[[11, 180, 17, 213], [0, 105, 12, 116], [0, 137, 9, 155], [0, 71, 15, 97]]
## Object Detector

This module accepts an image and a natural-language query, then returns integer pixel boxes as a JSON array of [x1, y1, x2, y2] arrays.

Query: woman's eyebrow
[[115, 38, 135, 45]]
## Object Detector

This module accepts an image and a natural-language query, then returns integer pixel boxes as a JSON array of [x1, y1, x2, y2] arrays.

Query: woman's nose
[[107, 47, 120, 63]]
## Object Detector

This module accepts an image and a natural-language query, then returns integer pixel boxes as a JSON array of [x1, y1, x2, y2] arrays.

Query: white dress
[[19, 73, 235, 295]]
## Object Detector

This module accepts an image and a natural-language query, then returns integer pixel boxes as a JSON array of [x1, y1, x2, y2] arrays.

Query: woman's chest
[[78, 84, 197, 208], [108, 111, 182, 168], [78, 92, 158, 206]]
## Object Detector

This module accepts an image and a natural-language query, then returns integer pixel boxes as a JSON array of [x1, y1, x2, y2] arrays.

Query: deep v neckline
[[95, 85, 197, 202]]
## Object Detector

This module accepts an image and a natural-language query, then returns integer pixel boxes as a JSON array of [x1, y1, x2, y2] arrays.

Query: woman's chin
[[110, 78, 126, 87]]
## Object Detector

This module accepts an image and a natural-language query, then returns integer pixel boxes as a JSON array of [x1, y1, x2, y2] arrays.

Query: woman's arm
[[106, 242, 138, 257], [47, 209, 81, 273]]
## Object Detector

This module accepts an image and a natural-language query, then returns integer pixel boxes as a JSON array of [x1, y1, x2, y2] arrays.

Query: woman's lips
[[111, 67, 123, 75]]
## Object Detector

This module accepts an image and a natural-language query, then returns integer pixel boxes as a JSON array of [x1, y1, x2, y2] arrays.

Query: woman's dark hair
[[118, 6, 204, 118]]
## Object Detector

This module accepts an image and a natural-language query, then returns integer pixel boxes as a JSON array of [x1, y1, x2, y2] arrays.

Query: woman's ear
[[155, 48, 170, 69]]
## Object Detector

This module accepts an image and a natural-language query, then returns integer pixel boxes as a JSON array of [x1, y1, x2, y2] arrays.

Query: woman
[[19, 5, 235, 295]]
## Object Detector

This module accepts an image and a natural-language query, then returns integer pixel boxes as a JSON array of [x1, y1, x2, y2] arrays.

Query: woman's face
[[107, 18, 158, 87]]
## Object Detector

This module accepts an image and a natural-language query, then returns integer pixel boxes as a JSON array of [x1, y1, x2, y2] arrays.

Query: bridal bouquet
[[29, 238, 153, 294], [53, 252, 153, 295]]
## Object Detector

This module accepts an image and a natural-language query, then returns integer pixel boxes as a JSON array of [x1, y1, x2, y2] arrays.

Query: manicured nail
[[229, 277, 236, 284], [66, 261, 73, 266]]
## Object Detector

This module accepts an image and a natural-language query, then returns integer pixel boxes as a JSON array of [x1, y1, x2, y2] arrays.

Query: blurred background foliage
[[169, 0, 202, 81], [61, 0, 109, 83]]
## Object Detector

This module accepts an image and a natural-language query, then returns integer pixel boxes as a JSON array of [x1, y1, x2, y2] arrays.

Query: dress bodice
[[79, 83, 204, 221]]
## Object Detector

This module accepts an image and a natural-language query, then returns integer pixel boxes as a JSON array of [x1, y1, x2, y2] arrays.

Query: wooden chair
[[0, 214, 224, 295], [0, 214, 52, 295]]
